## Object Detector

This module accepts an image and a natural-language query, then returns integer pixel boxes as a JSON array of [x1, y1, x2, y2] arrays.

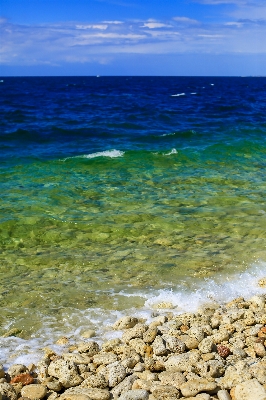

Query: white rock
[[119, 390, 149, 400], [234, 378, 266, 400]]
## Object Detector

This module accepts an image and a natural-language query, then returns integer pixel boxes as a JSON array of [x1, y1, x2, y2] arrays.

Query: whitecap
[[191, 92, 197, 95], [83, 149, 124, 159], [164, 148, 178, 156], [63, 150, 125, 161], [171, 93, 185, 97]]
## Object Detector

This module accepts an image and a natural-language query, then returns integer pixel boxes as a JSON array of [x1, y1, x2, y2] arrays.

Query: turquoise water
[[0, 77, 266, 354]]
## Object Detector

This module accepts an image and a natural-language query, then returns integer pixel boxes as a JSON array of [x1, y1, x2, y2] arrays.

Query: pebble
[[20, 385, 47, 400], [2, 294, 266, 400]]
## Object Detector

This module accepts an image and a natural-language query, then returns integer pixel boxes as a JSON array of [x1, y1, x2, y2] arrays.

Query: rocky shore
[[1, 294, 266, 400]]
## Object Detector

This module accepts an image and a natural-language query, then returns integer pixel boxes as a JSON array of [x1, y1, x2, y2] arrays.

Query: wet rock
[[113, 317, 139, 330], [20, 385, 47, 400]]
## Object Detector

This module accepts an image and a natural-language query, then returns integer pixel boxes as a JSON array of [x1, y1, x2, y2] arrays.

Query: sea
[[0, 76, 266, 366]]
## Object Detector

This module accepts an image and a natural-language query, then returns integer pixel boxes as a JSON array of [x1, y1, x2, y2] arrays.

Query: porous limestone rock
[[107, 362, 127, 388], [0, 382, 17, 400], [7, 365, 28, 379], [180, 379, 217, 397], [77, 341, 100, 356], [113, 317, 139, 330], [233, 378, 266, 400], [119, 390, 149, 400], [48, 359, 83, 388]]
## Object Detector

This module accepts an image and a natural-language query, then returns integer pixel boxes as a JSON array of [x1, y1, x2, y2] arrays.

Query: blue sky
[[0, 0, 265, 76]]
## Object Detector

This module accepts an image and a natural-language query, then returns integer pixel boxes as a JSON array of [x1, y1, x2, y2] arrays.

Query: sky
[[0, 0, 266, 76]]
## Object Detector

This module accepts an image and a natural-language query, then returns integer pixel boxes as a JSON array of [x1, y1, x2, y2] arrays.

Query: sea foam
[[1, 261, 266, 368]]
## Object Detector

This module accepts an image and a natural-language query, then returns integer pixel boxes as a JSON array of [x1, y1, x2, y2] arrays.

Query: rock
[[212, 330, 229, 344], [119, 390, 149, 400], [60, 387, 110, 400], [81, 330, 96, 339], [56, 337, 69, 346], [46, 380, 62, 392], [180, 379, 217, 397], [158, 371, 186, 389], [143, 327, 158, 344], [48, 359, 83, 388], [233, 378, 266, 400], [164, 353, 191, 372], [77, 342, 100, 356], [101, 339, 121, 352], [217, 345, 231, 358], [0, 366, 5, 379], [189, 327, 205, 343], [151, 384, 180, 399], [198, 338, 214, 354], [107, 362, 127, 387], [7, 366, 28, 379], [63, 353, 92, 365], [20, 385, 47, 400], [80, 374, 107, 389], [122, 324, 147, 343], [110, 375, 138, 398], [10, 374, 34, 386], [254, 343, 266, 357], [92, 353, 118, 366], [59, 394, 89, 400], [0, 383, 17, 400], [217, 389, 232, 400], [258, 278, 266, 288], [162, 335, 186, 353], [113, 317, 139, 330], [152, 336, 167, 356]]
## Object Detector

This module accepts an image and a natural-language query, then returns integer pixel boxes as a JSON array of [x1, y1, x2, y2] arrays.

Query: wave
[[63, 149, 125, 161], [1, 261, 266, 367]]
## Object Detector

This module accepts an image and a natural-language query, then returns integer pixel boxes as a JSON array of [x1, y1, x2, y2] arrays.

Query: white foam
[[1, 261, 266, 368], [63, 149, 125, 161], [171, 93, 185, 97], [191, 92, 197, 95], [83, 150, 125, 159], [164, 148, 178, 156]]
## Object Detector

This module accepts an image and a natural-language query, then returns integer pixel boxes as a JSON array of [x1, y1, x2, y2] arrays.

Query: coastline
[[1, 280, 266, 400]]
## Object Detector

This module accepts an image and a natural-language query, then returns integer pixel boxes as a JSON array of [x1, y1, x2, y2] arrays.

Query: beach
[[1, 290, 266, 400]]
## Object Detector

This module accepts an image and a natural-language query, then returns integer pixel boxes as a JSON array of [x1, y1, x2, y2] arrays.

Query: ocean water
[[0, 76, 266, 365]]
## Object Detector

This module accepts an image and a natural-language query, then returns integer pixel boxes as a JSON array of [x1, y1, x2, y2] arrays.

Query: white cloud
[[142, 22, 172, 29], [76, 24, 108, 30], [173, 17, 199, 24], [0, 16, 265, 67]]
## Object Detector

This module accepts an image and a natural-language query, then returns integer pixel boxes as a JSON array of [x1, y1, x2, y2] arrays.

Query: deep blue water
[[1, 76, 265, 163]]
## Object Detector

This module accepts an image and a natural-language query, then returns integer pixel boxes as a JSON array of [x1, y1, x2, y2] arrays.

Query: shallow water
[[0, 76, 266, 364]]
